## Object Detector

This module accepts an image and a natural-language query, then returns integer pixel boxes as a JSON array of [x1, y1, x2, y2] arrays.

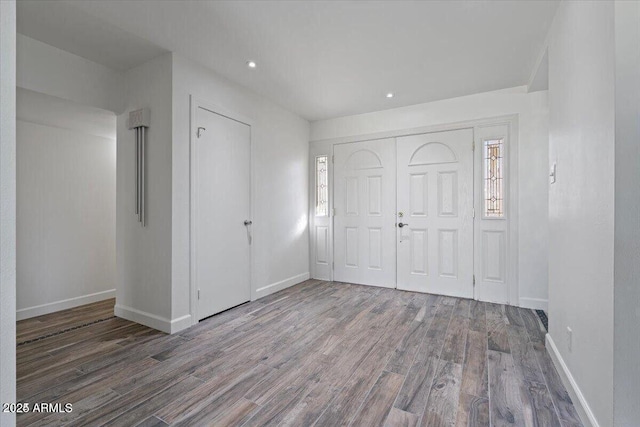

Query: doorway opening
[[16, 88, 117, 322]]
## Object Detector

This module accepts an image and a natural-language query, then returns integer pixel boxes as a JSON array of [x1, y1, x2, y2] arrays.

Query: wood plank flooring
[[16, 280, 583, 426], [17, 298, 115, 344]]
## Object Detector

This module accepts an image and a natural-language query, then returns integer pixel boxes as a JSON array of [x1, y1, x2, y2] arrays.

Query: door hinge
[[332, 262, 335, 270], [472, 141, 475, 151], [473, 275, 476, 286], [198, 289, 201, 300], [472, 208, 475, 219], [332, 155, 334, 163]]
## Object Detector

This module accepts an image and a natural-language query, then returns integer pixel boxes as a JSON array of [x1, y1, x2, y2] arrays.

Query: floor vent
[[17, 316, 116, 346], [535, 309, 548, 332]]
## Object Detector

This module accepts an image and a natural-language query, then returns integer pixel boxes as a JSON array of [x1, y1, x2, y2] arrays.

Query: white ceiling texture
[[17, 0, 558, 121]]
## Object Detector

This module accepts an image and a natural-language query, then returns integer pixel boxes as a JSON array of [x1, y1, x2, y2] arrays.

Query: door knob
[[398, 222, 409, 228], [244, 220, 252, 226]]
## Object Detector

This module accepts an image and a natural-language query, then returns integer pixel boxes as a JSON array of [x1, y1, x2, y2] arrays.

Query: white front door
[[333, 139, 396, 288], [194, 106, 251, 320], [396, 129, 474, 298]]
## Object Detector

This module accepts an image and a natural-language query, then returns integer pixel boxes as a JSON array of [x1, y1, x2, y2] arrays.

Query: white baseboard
[[169, 314, 192, 334], [311, 273, 331, 281], [114, 304, 191, 334], [254, 272, 310, 299], [17, 289, 115, 320], [114, 304, 192, 334], [519, 297, 548, 311], [546, 334, 599, 427]]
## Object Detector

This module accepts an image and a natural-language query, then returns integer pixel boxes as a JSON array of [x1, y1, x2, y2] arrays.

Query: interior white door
[[195, 106, 251, 320], [396, 129, 474, 298], [333, 139, 396, 288]]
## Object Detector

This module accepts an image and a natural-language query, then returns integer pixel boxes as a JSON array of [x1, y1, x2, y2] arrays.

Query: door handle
[[398, 222, 409, 228], [244, 220, 252, 226]]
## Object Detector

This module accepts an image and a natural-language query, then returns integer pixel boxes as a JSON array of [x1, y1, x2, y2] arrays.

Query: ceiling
[[17, 0, 558, 121]]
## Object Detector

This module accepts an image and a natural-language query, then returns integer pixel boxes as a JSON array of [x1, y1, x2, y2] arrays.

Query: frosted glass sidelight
[[315, 156, 328, 216]]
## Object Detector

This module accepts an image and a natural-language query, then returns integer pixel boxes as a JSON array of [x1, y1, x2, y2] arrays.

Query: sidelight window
[[483, 138, 505, 218], [315, 156, 328, 216]]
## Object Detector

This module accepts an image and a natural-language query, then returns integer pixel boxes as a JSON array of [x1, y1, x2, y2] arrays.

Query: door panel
[[410, 229, 428, 275], [410, 173, 428, 216], [345, 227, 359, 267], [438, 171, 458, 216], [195, 107, 251, 320], [315, 226, 329, 264], [334, 139, 396, 287], [397, 129, 474, 298], [482, 230, 505, 282]]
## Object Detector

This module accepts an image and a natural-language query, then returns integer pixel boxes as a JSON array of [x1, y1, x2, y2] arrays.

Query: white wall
[[17, 34, 123, 114], [16, 102, 116, 320], [0, 1, 17, 426], [613, 1, 640, 425], [547, 2, 615, 426], [310, 86, 550, 309], [113, 52, 310, 333], [114, 53, 174, 332], [171, 54, 310, 325]]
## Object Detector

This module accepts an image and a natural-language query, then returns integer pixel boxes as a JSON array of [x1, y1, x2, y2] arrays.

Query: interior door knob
[[398, 222, 409, 228], [244, 220, 252, 226]]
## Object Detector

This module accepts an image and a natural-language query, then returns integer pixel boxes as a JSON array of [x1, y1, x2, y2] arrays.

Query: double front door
[[333, 129, 474, 299]]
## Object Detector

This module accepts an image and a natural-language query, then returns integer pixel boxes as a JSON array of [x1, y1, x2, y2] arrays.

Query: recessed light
[[386, 92, 395, 98], [247, 60, 257, 69]]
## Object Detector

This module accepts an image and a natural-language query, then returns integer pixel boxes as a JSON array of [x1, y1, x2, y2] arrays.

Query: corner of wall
[[518, 297, 548, 311], [0, 1, 17, 425], [116, 50, 174, 333], [613, 1, 640, 424], [546, 2, 615, 425]]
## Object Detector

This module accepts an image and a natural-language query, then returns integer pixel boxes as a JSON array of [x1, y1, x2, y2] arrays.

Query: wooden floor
[[17, 280, 583, 427]]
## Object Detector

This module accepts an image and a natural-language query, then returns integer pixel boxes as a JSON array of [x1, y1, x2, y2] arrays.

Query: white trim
[[310, 114, 520, 145], [169, 314, 193, 334], [518, 297, 548, 311], [546, 334, 599, 427], [189, 95, 255, 325], [17, 289, 115, 321], [255, 272, 310, 299], [114, 304, 192, 334], [114, 304, 170, 334], [508, 119, 519, 306]]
